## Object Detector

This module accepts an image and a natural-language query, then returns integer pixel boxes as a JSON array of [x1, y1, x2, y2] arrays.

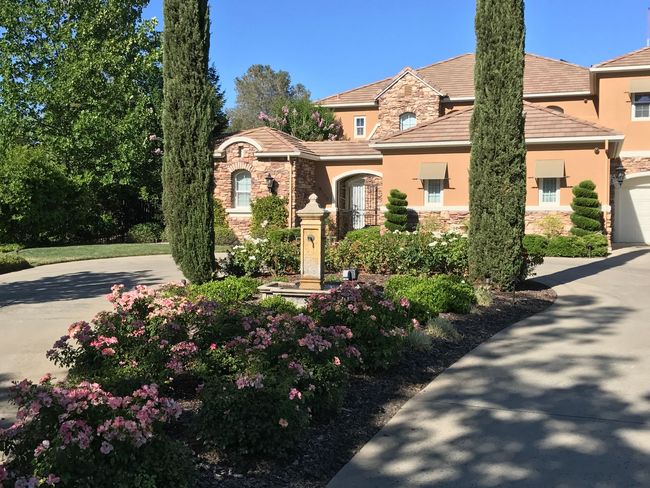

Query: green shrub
[[523, 234, 549, 256], [385, 274, 476, 319], [548, 235, 608, 257], [228, 238, 300, 276], [258, 295, 300, 315], [384, 189, 408, 232], [127, 222, 163, 243], [345, 226, 380, 242], [475, 285, 493, 307], [570, 180, 602, 236], [190, 276, 260, 305], [214, 198, 228, 227], [405, 328, 433, 351], [0, 253, 31, 274], [251, 195, 289, 237], [266, 227, 300, 243], [214, 226, 239, 246], [0, 243, 24, 253]]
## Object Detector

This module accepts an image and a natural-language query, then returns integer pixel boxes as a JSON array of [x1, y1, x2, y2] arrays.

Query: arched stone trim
[[622, 170, 650, 182], [216, 136, 263, 153], [332, 170, 383, 207], [226, 161, 254, 173]]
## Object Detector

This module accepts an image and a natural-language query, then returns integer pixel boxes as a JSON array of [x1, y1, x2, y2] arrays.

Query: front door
[[347, 178, 366, 229]]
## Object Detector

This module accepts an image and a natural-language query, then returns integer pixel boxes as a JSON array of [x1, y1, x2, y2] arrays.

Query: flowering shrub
[[226, 237, 300, 276], [385, 275, 476, 319], [45, 284, 216, 394], [325, 230, 468, 276], [250, 195, 289, 237], [0, 378, 192, 487], [194, 311, 355, 455], [306, 283, 414, 371]]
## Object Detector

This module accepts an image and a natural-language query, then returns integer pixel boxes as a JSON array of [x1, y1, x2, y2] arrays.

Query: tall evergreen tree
[[468, 0, 527, 290], [162, 0, 215, 283]]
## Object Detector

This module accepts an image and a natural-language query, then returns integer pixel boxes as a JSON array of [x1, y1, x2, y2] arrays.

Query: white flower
[[249, 256, 256, 260], [261, 219, 269, 228]]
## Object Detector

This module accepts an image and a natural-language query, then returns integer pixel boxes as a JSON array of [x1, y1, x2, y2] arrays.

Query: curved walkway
[[0, 255, 183, 423], [330, 247, 650, 487]]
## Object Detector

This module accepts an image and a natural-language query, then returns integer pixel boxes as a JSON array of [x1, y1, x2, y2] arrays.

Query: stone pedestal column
[[297, 194, 329, 290]]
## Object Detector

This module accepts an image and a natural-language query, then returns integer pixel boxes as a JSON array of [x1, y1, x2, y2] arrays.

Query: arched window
[[546, 105, 564, 114], [399, 112, 417, 131], [232, 170, 251, 208]]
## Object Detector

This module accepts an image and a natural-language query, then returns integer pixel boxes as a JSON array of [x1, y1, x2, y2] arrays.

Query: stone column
[[297, 194, 329, 290]]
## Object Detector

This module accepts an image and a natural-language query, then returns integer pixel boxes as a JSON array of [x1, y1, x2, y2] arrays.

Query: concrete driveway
[[329, 247, 650, 487], [0, 255, 183, 424]]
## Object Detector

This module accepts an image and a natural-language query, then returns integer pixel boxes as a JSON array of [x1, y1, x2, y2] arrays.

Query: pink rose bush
[[0, 378, 192, 487], [306, 282, 412, 370]]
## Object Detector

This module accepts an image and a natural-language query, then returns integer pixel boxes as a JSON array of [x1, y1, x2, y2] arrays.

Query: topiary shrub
[[570, 180, 602, 236], [126, 222, 163, 243], [0, 253, 31, 274], [384, 189, 408, 232], [251, 195, 289, 237]]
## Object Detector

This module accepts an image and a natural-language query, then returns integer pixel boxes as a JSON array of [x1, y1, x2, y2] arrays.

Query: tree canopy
[[228, 64, 310, 131], [259, 98, 342, 141], [0, 0, 226, 243]]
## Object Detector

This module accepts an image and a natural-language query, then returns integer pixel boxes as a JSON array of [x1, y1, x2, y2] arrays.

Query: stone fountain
[[258, 194, 333, 303]]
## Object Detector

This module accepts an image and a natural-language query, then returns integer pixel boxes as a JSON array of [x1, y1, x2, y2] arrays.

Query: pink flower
[[39, 373, 52, 384], [333, 356, 341, 366], [400, 297, 410, 308], [148, 134, 158, 141], [289, 388, 302, 401], [100, 441, 114, 454], [209, 343, 217, 350], [278, 418, 288, 428], [101, 347, 115, 356], [45, 474, 61, 486], [0, 465, 7, 481]]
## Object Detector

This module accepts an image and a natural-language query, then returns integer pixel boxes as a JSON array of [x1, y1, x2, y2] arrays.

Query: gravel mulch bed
[[192, 280, 556, 488]]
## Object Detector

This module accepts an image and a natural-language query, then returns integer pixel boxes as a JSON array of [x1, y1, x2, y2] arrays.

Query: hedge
[[523, 234, 608, 257]]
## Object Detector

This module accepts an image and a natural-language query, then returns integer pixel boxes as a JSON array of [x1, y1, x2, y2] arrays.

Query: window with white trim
[[539, 178, 560, 205], [399, 112, 417, 131], [632, 93, 650, 120], [232, 170, 251, 208], [424, 179, 443, 206], [354, 116, 366, 137]]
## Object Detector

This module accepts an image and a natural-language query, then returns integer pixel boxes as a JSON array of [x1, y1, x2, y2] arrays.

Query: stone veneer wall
[[374, 73, 441, 139], [213, 142, 292, 238], [292, 159, 316, 227]]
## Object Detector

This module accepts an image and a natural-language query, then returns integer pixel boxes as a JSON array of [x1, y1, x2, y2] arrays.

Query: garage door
[[615, 175, 650, 244]]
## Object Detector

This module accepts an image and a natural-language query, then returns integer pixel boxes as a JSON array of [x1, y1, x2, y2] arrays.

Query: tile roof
[[215, 126, 379, 159], [302, 141, 381, 158], [318, 53, 590, 105], [593, 46, 650, 69], [374, 102, 622, 145]]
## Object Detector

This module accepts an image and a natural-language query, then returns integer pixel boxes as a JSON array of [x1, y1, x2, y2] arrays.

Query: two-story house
[[213, 47, 650, 244]]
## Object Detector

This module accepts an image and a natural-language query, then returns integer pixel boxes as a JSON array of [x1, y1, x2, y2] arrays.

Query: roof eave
[[318, 102, 377, 108], [446, 91, 593, 103], [590, 65, 650, 73], [372, 135, 624, 149]]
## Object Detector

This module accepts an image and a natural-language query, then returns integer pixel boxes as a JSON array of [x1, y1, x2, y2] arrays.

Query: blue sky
[[143, 1, 650, 108]]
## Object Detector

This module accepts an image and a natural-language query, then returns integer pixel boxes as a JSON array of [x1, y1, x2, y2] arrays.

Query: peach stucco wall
[[597, 73, 650, 152], [313, 160, 384, 207], [379, 143, 610, 208], [331, 107, 379, 140]]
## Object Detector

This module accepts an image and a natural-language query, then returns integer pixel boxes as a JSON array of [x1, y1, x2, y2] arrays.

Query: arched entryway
[[332, 171, 383, 235]]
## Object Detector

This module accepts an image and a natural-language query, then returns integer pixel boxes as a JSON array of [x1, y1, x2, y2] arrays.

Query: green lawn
[[18, 243, 172, 266], [17, 243, 233, 266]]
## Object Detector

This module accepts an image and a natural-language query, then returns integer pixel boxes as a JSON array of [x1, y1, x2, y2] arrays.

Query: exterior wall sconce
[[612, 164, 626, 186], [265, 173, 275, 193]]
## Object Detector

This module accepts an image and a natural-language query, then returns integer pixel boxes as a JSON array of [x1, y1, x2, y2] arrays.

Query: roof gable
[[317, 53, 591, 106], [592, 46, 650, 70], [373, 101, 621, 145], [373, 67, 445, 100]]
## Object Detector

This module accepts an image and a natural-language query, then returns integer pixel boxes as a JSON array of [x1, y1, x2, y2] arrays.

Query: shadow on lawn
[[328, 292, 650, 488], [0, 270, 166, 307]]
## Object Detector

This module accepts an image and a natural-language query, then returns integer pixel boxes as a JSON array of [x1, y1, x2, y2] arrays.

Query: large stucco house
[[214, 47, 650, 244]]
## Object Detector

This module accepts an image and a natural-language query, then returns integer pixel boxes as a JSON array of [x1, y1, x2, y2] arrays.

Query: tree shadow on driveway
[[0, 270, 167, 307]]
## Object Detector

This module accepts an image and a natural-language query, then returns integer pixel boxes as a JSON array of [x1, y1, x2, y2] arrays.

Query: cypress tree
[[384, 189, 408, 232], [162, 0, 215, 283], [468, 0, 527, 290], [570, 180, 603, 235]]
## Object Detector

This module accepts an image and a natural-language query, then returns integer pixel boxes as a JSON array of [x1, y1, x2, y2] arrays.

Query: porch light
[[265, 173, 275, 193], [613, 164, 626, 186]]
